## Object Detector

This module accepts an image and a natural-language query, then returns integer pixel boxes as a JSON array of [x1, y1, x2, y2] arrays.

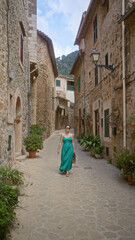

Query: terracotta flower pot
[[14, 118, 20, 124], [29, 151, 37, 158], [128, 175, 134, 185]]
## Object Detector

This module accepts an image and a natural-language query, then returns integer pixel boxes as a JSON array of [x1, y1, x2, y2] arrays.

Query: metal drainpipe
[[28, 52, 31, 136], [7, 0, 9, 78], [122, 0, 126, 148]]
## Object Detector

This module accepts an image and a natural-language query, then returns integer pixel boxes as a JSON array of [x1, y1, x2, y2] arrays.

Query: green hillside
[[56, 51, 78, 78]]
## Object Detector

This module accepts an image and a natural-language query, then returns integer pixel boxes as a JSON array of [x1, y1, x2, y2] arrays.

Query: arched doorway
[[15, 97, 22, 155]]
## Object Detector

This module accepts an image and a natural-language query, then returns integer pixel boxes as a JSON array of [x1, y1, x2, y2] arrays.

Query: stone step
[[16, 155, 27, 162]]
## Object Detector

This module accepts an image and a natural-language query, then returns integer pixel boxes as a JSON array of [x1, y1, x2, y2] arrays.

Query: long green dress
[[59, 136, 74, 172]]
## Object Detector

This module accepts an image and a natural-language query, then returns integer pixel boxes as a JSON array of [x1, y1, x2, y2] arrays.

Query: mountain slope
[[56, 51, 78, 78]]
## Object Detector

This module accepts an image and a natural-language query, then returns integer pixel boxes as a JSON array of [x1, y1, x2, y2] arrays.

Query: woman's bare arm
[[72, 134, 76, 153], [57, 135, 63, 154]]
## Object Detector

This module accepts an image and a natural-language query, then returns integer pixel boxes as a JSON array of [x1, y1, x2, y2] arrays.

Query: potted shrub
[[14, 114, 22, 124], [114, 149, 135, 184], [24, 134, 43, 158], [93, 144, 104, 159], [30, 124, 46, 139]]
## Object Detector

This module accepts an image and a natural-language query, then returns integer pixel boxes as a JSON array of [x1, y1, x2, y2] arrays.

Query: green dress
[[59, 136, 74, 172]]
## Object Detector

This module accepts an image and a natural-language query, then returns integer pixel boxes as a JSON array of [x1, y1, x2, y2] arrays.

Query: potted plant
[[93, 144, 104, 159], [114, 149, 135, 184], [24, 134, 43, 158], [14, 114, 22, 124], [30, 124, 46, 139]]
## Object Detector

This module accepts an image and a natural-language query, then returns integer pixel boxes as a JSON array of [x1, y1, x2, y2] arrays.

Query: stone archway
[[15, 96, 22, 155]]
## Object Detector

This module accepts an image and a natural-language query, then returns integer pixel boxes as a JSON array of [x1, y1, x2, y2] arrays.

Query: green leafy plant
[[0, 165, 24, 186], [79, 133, 101, 151], [114, 149, 135, 176], [0, 183, 20, 211], [24, 134, 43, 152], [107, 158, 112, 164], [30, 124, 46, 138], [93, 144, 104, 155], [0, 200, 14, 240]]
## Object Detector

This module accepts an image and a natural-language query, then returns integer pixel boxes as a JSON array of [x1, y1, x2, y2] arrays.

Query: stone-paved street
[[11, 130, 135, 240]]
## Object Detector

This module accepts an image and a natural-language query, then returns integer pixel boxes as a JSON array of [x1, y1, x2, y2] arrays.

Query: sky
[[37, 0, 90, 58]]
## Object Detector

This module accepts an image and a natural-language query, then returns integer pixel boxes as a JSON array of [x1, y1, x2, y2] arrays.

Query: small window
[[95, 65, 98, 86], [8, 135, 12, 151], [93, 15, 98, 43], [104, 109, 109, 137], [20, 33, 24, 64], [106, 147, 109, 156], [105, 53, 108, 66], [56, 79, 61, 87], [67, 81, 74, 91], [78, 76, 81, 91]]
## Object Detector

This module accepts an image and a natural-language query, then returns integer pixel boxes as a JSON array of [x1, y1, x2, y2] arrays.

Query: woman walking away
[[57, 125, 76, 177]]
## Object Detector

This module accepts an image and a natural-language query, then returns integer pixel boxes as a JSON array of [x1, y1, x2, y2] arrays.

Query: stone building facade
[[37, 30, 58, 138], [55, 75, 74, 129], [0, 0, 38, 164], [71, 0, 135, 158]]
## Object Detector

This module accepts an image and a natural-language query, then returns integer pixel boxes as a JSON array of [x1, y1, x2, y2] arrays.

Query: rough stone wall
[[28, 0, 37, 63], [74, 0, 135, 158], [37, 34, 55, 138], [0, 0, 8, 163], [0, 0, 29, 163], [68, 107, 74, 129]]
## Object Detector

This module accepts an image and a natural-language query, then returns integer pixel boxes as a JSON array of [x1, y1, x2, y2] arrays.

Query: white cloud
[[54, 42, 77, 58], [37, 0, 90, 57], [47, 0, 90, 36]]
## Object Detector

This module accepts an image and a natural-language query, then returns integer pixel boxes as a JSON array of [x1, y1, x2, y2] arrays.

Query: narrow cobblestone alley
[[11, 130, 135, 240]]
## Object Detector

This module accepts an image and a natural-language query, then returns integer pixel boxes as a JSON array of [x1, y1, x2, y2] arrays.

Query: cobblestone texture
[[11, 130, 135, 240]]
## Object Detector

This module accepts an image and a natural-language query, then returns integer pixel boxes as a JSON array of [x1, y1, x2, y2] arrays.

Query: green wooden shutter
[[78, 76, 81, 91], [56, 79, 60, 86], [104, 109, 109, 137]]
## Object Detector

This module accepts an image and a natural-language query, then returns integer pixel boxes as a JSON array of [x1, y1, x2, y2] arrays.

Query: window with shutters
[[67, 81, 74, 91], [56, 79, 61, 87], [104, 109, 109, 137], [20, 33, 24, 64], [95, 65, 98, 86], [93, 15, 98, 43], [78, 76, 81, 91]]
